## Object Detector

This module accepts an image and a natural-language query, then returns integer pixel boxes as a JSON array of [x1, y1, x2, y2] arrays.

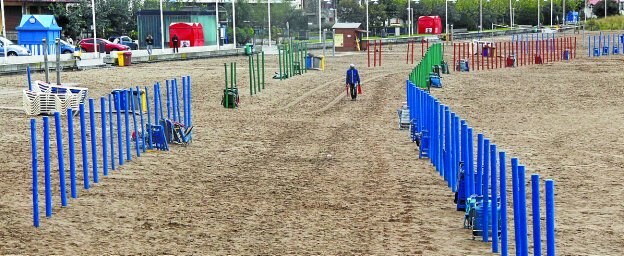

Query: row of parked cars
[[0, 35, 138, 56]]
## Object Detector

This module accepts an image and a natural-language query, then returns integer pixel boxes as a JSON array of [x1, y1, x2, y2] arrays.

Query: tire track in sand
[[311, 71, 404, 114], [276, 70, 389, 111]]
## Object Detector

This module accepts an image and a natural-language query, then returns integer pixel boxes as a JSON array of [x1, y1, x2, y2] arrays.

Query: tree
[[592, 0, 619, 17], [50, 0, 142, 39], [337, 0, 365, 24]]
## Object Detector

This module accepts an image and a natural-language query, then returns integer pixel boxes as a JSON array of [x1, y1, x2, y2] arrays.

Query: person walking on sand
[[345, 64, 361, 101], [172, 34, 179, 53], [145, 33, 154, 55]]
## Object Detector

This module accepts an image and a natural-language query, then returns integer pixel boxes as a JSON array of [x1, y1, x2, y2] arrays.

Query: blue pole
[[438, 105, 444, 174], [176, 79, 182, 123], [461, 121, 468, 197], [476, 133, 484, 195], [188, 76, 192, 126], [54, 112, 67, 207], [546, 179, 556, 256], [158, 83, 165, 124], [43, 116, 52, 217], [109, 94, 115, 170], [518, 165, 528, 256], [124, 90, 131, 161], [101, 97, 108, 176], [115, 92, 123, 166], [184, 76, 190, 127], [137, 86, 146, 153], [532, 174, 542, 256], [145, 86, 153, 150], [511, 157, 520, 256], [467, 127, 474, 196], [153, 83, 159, 125], [166, 79, 171, 120], [130, 88, 140, 157], [444, 107, 450, 185], [483, 138, 490, 242], [491, 144, 498, 253], [453, 115, 460, 190], [499, 151, 508, 256], [450, 112, 456, 189], [88, 99, 98, 184], [171, 80, 177, 122], [31, 119, 39, 227], [27, 65, 32, 90], [79, 104, 89, 189], [67, 108, 77, 199]]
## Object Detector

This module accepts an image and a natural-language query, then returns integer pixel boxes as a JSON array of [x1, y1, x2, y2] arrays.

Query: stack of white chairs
[[23, 80, 88, 116]]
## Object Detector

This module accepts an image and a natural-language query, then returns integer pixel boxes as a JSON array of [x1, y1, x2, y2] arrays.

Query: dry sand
[[0, 35, 620, 255]]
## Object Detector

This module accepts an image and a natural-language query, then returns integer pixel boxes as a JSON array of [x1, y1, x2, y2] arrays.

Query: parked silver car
[[0, 37, 31, 56]]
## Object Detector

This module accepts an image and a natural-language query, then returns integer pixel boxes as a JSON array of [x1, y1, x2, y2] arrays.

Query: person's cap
[[350, 64, 355, 68]]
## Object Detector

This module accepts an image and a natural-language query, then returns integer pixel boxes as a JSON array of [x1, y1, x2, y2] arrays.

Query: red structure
[[169, 22, 205, 48], [417, 16, 442, 35]]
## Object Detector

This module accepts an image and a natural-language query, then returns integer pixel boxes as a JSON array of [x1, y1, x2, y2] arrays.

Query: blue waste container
[[306, 55, 313, 69], [563, 49, 570, 60], [614, 46, 620, 54], [603, 46, 610, 55], [593, 47, 600, 57], [482, 47, 488, 57]]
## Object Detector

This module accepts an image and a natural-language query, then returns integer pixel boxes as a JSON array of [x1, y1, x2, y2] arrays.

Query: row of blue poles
[[159, 76, 192, 128], [29, 75, 192, 227], [406, 80, 556, 256], [588, 32, 623, 57]]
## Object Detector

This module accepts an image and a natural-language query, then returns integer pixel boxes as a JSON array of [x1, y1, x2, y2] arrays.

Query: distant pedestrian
[[145, 33, 154, 55], [172, 34, 179, 53], [345, 64, 361, 101]]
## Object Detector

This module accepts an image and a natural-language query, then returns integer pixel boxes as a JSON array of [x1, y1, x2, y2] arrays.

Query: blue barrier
[[79, 104, 89, 190], [405, 79, 558, 255], [30, 119, 39, 227], [101, 97, 108, 176], [29, 76, 193, 227], [109, 95, 115, 170], [67, 108, 77, 199], [89, 98, 98, 184]]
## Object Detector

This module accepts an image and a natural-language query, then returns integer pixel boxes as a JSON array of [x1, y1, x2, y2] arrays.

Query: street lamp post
[[537, 0, 540, 28], [233, 0, 236, 47], [445, 0, 456, 41], [408, 0, 411, 37], [480, 0, 483, 32], [366, 0, 369, 40], [318, 0, 322, 42], [550, 0, 553, 26], [160, 0, 165, 50], [1, 0, 7, 61], [91, 0, 97, 57], [268, 0, 271, 46]]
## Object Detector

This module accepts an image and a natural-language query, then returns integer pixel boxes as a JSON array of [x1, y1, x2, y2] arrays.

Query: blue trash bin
[[306, 55, 313, 69], [593, 47, 600, 57], [482, 47, 488, 57], [112, 89, 128, 111], [563, 49, 570, 60], [603, 46, 610, 55]]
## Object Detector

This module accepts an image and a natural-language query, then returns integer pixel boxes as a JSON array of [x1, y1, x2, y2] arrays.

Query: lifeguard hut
[[332, 23, 366, 51], [16, 15, 61, 55]]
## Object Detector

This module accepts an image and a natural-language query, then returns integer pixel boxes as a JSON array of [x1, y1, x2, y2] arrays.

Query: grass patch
[[586, 16, 624, 30]]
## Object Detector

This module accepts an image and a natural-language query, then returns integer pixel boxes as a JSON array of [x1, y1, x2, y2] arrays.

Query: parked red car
[[78, 38, 130, 53]]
